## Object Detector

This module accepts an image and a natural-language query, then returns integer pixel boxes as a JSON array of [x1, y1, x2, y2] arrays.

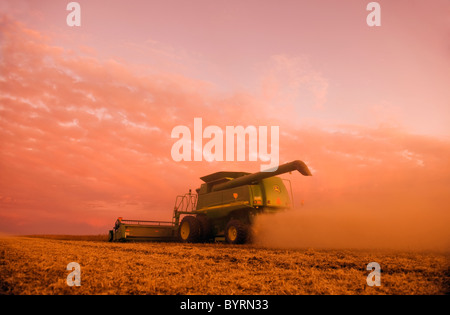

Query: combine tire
[[108, 230, 114, 242], [196, 214, 213, 242], [178, 216, 201, 243], [225, 220, 248, 244]]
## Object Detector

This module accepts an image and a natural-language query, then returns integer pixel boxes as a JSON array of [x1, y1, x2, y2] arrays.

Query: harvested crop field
[[0, 236, 448, 295]]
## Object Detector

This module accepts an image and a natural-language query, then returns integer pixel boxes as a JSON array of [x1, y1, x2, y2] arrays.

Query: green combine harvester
[[108, 160, 311, 244]]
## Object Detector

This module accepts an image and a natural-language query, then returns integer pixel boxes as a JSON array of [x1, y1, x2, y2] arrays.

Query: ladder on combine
[[172, 190, 198, 226]]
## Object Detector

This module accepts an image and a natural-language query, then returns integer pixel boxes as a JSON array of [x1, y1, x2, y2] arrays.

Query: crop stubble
[[0, 236, 448, 295]]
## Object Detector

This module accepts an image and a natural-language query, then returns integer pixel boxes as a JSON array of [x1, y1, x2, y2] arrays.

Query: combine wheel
[[108, 230, 114, 242], [225, 220, 248, 244], [196, 214, 213, 242], [178, 216, 201, 243]]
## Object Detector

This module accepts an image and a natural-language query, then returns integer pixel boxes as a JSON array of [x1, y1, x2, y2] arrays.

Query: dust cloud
[[252, 201, 450, 251]]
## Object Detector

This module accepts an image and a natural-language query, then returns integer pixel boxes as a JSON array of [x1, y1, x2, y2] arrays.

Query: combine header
[[109, 160, 311, 244]]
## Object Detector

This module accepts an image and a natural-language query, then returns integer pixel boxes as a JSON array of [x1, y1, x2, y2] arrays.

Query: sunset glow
[[0, 0, 449, 248]]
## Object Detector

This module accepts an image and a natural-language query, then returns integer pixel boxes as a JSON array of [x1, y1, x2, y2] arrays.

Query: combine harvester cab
[[109, 160, 311, 244]]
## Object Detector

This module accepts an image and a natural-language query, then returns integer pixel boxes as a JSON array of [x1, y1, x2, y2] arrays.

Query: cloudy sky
[[0, 0, 449, 242]]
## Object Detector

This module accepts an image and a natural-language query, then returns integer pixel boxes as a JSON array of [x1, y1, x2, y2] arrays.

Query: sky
[[0, 0, 449, 246]]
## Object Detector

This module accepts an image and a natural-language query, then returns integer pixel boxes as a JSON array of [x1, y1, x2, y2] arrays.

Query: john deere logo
[[273, 185, 281, 193]]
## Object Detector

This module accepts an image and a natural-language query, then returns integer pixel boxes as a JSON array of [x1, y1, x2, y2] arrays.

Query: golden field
[[0, 236, 448, 295]]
